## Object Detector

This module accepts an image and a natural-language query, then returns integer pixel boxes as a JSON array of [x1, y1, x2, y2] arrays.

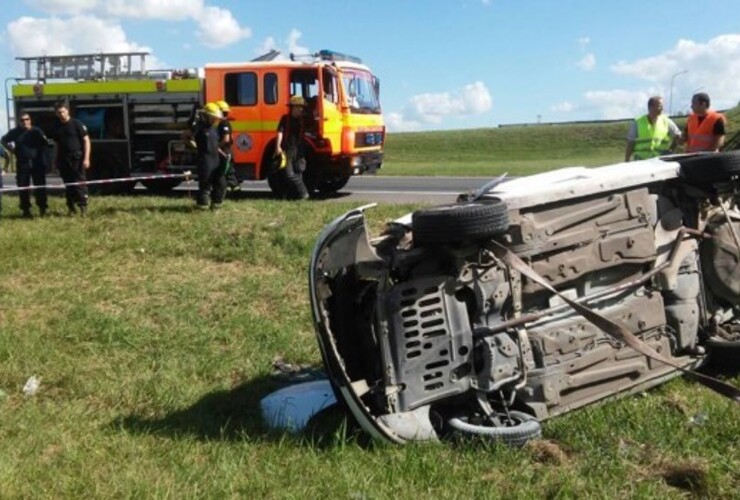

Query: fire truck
[[7, 50, 384, 195]]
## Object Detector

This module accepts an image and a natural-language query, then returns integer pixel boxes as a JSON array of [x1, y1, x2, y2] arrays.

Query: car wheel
[[678, 151, 740, 183], [412, 201, 510, 246], [316, 174, 351, 194], [447, 410, 542, 447], [706, 333, 740, 372]]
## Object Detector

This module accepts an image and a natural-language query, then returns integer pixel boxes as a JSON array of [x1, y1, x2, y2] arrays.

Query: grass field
[[381, 106, 740, 176], [0, 194, 738, 498]]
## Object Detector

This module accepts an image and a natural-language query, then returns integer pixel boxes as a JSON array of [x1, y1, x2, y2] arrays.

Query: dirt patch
[[526, 439, 570, 465], [654, 459, 709, 496]]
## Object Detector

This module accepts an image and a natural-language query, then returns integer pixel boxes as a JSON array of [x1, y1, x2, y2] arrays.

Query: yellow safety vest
[[633, 115, 671, 160]]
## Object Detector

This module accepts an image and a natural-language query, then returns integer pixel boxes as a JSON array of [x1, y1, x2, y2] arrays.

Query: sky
[[1, 0, 739, 133]]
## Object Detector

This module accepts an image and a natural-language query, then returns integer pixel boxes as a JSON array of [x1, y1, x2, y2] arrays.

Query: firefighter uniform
[[51, 116, 90, 213], [2, 122, 50, 217], [216, 101, 238, 191], [276, 96, 310, 200], [194, 103, 226, 208]]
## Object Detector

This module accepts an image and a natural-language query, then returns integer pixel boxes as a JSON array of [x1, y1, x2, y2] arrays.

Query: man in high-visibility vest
[[625, 96, 681, 162], [682, 92, 726, 153]]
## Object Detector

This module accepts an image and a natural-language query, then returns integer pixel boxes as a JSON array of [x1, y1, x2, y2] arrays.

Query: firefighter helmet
[[216, 100, 231, 113], [202, 102, 223, 119], [288, 95, 306, 107]]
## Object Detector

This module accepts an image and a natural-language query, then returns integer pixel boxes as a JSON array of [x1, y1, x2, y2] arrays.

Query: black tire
[[141, 177, 182, 194], [447, 410, 542, 447], [412, 201, 510, 246], [705, 336, 740, 372], [678, 151, 740, 183], [266, 170, 286, 198], [316, 174, 351, 194]]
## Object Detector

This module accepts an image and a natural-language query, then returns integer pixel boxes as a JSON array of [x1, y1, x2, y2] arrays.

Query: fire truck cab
[[7, 50, 384, 196]]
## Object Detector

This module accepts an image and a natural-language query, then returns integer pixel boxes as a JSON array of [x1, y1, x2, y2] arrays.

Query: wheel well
[[259, 139, 279, 180]]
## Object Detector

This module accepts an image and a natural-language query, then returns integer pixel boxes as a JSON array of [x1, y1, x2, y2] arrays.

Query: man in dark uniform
[[50, 101, 91, 216], [194, 102, 225, 209], [216, 100, 239, 192], [1, 111, 51, 218], [275, 95, 309, 200], [0, 144, 8, 217]]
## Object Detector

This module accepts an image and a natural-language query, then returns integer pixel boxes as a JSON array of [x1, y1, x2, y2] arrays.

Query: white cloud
[[388, 81, 492, 131], [577, 53, 596, 71], [7, 16, 154, 63], [578, 37, 590, 48], [287, 29, 310, 56], [16, 0, 251, 50], [584, 89, 655, 120], [385, 112, 421, 132], [197, 6, 250, 48], [254, 37, 278, 57], [25, 0, 98, 14], [253, 30, 310, 60], [408, 82, 491, 123], [551, 101, 575, 113], [105, 0, 204, 20], [610, 33, 740, 110]]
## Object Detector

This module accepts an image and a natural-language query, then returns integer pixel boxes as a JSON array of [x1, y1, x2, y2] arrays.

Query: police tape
[[0, 171, 192, 193]]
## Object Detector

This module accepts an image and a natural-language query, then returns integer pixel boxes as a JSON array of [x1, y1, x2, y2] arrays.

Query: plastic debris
[[260, 379, 337, 431], [22, 376, 40, 396], [688, 412, 709, 426]]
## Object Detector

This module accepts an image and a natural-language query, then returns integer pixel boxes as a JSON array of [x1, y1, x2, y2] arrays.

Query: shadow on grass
[[111, 375, 366, 448]]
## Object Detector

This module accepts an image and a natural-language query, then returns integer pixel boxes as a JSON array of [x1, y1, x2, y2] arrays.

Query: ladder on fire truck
[[6, 52, 150, 130], [16, 51, 150, 83]]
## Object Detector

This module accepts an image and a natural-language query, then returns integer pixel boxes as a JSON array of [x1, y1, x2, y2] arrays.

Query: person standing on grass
[[624, 96, 681, 162], [275, 95, 310, 200], [216, 100, 239, 193], [194, 102, 225, 209], [682, 92, 727, 153], [50, 101, 91, 216], [0, 144, 8, 217], [1, 112, 51, 218]]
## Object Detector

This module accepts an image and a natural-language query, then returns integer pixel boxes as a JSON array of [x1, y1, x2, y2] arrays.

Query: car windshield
[[341, 71, 381, 114]]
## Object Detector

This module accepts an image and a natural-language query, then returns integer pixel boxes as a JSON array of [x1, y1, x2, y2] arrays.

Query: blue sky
[[1, 0, 739, 132]]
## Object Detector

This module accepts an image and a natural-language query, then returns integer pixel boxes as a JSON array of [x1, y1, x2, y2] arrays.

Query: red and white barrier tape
[[0, 171, 192, 193]]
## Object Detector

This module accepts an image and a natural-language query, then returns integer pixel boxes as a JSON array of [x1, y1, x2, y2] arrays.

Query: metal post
[[669, 69, 688, 116]]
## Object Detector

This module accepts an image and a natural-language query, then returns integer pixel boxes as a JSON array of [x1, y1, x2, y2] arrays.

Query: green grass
[[0, 195, 738, 498], [381, 105, 740, 177]]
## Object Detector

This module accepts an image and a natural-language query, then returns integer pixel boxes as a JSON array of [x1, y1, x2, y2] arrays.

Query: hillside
[[382, 105, 740, 177]]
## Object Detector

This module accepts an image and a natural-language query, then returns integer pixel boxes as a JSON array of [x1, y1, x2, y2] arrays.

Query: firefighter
[[194, 102, 225, 209], [216, 100, 238, 192], [0, 144, 8, 217], [275, 96, 310, 200], [50, 100, 91, 216], [1, 111, 51, 217]]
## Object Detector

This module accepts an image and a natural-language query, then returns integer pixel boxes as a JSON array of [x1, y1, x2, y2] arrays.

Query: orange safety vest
[[686, 111, 725, 152]]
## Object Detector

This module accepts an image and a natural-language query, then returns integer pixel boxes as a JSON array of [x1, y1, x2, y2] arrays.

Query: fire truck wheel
[[141, 177, 182, 193], [267, 170, 287, 198], [316, 174, 351, 194]]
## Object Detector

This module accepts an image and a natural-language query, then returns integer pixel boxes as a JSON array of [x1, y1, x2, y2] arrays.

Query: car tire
[[678, 151, 740, 183], [447, 410, 542, 447], [412, 201, 509, 246]]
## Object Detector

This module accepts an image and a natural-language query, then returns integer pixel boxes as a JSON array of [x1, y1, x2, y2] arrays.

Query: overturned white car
[[309, 153, 740, 445]]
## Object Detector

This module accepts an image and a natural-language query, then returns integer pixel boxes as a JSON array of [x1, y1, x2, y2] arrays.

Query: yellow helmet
[[202, 102, 223, 119], [216, 100, 231, 113], [288, 95, 306, 107]]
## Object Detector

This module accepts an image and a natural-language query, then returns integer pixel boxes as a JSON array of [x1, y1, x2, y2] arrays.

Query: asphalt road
[[1, 173, 494, 205]]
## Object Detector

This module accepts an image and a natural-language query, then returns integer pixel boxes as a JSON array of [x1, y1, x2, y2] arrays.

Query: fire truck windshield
[[341, 71, 380, 114]]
